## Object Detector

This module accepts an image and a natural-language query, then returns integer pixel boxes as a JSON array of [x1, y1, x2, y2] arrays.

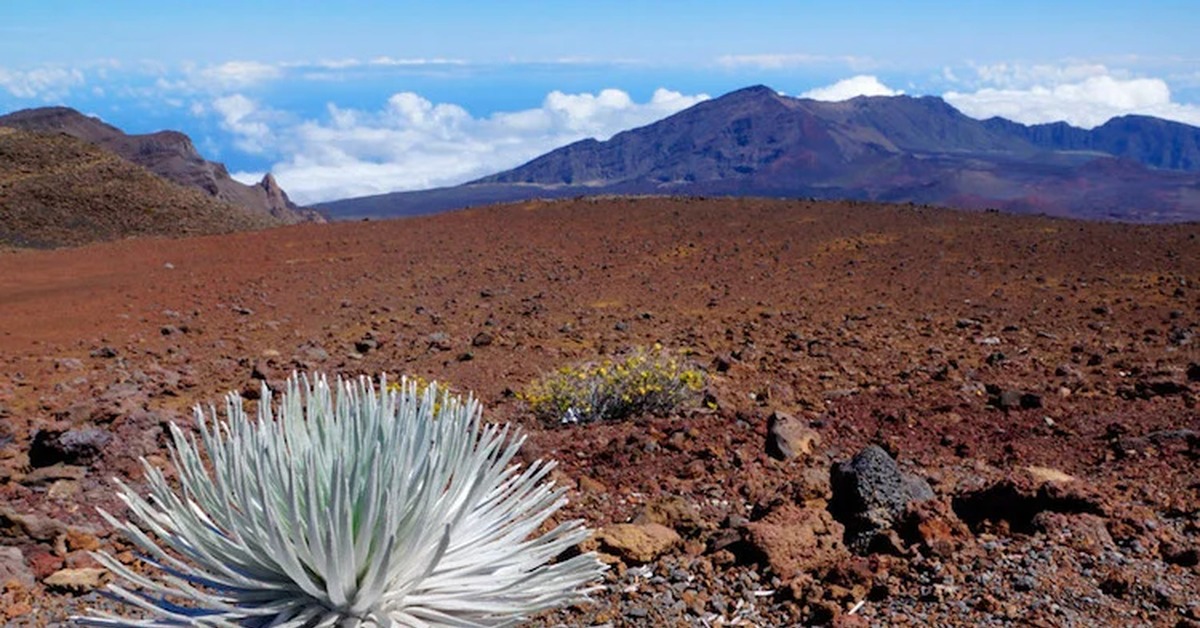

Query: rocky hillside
[[0, 107, 323, 225], [0, 126, 278, 248]]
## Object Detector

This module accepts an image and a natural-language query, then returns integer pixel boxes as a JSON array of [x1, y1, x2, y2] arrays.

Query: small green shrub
[[522, 344, 705, 424]]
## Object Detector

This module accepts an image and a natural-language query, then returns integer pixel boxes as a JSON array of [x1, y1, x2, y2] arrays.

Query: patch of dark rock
[[1161, 543, 1200, 568], [986, 385, 1042, 410], [951, 479, 1104, 534], [707, 517, 767, 567], [250, 361, 272, 381], [829, 445, 935, 554], [29, 427, 111, 467], [1139, 379, 1189, 398], [1099, 569, 1134, 598], [1109, 428, 1199, 459], [713, 355, 732, 372], [426, 331, 452, 351]]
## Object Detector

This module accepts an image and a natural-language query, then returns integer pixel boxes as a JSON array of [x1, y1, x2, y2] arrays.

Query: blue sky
[[3, 1, 1199, 203]]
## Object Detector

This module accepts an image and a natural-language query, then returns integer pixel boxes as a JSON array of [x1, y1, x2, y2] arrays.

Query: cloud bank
[[801, 75, 902, 101], [220, 88, 709, 204], [0, 66, 85, 99], [716, 53, 872, 70], [944, 66, 1200, 128]]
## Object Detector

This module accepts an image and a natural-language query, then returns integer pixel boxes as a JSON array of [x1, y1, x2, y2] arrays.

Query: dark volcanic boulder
[[829, 445, 934, 553], [29, 428, 112, 467]]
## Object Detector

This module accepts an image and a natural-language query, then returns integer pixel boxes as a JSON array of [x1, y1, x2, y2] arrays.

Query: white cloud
[[801, 75, 902, 101], [222, 87, 708, 204], [368, 56, 468, 67], [196, 60, 282, 88], [0, 65, 85, 99], [944, 69, 1200, 128], [716, 53, 872, 70], [966, 62, 1117, 89], [212, 94, 276, 154]]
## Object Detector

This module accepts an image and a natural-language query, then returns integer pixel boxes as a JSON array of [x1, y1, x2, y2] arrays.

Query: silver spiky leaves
[[79, 373, 604, 627]]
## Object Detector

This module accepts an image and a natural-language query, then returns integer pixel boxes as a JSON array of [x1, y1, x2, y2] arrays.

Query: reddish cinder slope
[[0, 197, 1196, 625]]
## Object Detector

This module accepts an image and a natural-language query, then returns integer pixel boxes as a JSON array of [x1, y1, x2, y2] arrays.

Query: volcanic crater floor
[[0, 197, 1197, 626]]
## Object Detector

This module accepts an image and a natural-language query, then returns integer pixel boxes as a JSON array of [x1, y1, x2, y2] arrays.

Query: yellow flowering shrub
[[385, 375, 454, 416], [521, 345, 705, 424]]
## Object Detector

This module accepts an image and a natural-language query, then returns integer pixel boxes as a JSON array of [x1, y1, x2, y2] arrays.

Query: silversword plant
[[79, 373, 604, 627]]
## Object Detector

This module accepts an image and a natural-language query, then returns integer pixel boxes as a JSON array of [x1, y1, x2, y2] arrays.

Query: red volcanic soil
[[0, 197, 1198, 626]]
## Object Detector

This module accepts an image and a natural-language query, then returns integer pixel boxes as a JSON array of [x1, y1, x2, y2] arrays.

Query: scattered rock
[[298, 343, 330, 364], [21, 463, 86, 486], [471, 331, 494, 347], [632, 496, 709, 538], [354, 333, 379, 354], [29, 427, 111, 467], [713, 354, 732, 372], [0, 506, 67, 541], [1025, 465, 1075, 484], [427, 332, 452, 351], [765, 410, 821, 461], [0, 546, 34, 589], [63, 530, 100, 556], [1031, 512, 1114, 555], [1109, 428, 1198, 459], [1122, 379, 1191, 400], [829, 445, 935, 553], [987, 386, 1042, 410], [43, 567, 109, 593], [25, 550, 62, 580], [952, 469, 1105, 533], [899, 498, 968, 557], [576, 475, 607, 494], [250, 361, 272, 381], [1161, 543, 1200, 568], [595, 523, 681, 564], [792, 465, 834, 503], [743, 503, 847, 580]]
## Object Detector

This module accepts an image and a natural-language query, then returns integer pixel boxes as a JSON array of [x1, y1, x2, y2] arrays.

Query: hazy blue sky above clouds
[[3, 0, 1199, 203]]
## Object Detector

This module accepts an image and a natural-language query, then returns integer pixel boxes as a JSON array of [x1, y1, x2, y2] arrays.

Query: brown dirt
[[0, 196, 1197, 626]]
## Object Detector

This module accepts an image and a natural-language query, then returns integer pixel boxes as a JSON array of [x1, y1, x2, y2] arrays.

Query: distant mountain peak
[[323, 84, 1200, 223], [731, 84, 780, 97]]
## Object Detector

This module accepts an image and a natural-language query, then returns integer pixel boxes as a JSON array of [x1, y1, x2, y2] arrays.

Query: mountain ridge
[[0, 126, 280, 248], [0, 106, 324, 224], [319, 85, 1200, 223]]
